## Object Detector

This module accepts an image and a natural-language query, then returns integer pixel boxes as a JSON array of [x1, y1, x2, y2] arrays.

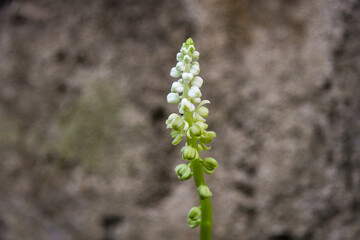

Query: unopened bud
[[191, 76, 203, 88], [182, 145, 199, 160], [189, 125, 202, 137], [197, 185, 212, 199], [190, 65, 200, 75], [170, 67, 181, 78], [183, 55, 192, 63], [187, 206, 201, 228], [167, 93, 180, 104], [188, 86, 202, 98], [197, 106, 209, 118], [171, 82, 184, 93], [192, 51, 200, 60], [172, 117, 185, 131], [176, 52, 183, 61], [202, 157, 218, 175], [175, 164, 192, 181], [176, 62, 185, 72], [182, 72, 193, 82]]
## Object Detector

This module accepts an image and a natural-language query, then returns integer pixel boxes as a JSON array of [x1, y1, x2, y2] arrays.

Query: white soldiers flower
[[167, 92, 180, 104], [171, 82, 184, 93], [188, 86, 202, 98], [165, 38, 217, 235]]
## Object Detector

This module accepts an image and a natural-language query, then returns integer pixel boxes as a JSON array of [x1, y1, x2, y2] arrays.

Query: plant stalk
[[183, 80, 212, 240]]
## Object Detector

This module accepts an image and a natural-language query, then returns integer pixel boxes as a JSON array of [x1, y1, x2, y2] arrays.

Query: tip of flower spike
[[186, 38, 194, 46]]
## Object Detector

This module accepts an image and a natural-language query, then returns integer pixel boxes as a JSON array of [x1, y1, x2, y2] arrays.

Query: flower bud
[[190, 65, 200, 75], [176, 52, 183, 61], [189, 125, 202, 137], [188, 45, 195, 53], [188, 86, 202, 98], [191, 76, 203, 88], [201, 131, 216, 144], [183, 55, 192, 63], [197, 106, 209, 118], [202, 157, 218, 175], [182, 72, 193, 82], [176, 62, 185, 72], [182, 145, 199, 160], [170, 67, 181, 78], [192, 51, 200, 60], [171, 82, 184, 93], [197, 185, 212, 199], [167, 93, 180, 104], [171, 117, 185, 131], [175, 164, 192, 181], [187, 206, 201, 228], [165, 113, 179, 125], [192, 61, 199, 67]]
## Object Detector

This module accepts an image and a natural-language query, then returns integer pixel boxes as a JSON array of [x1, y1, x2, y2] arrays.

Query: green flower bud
[[190, 125, 202, 137], [197, 106, 209, 118], [202, 157, 218, 175], [182, 145, 199, 160], [172, 117, 185, 131], [201, 131, 216, 144], [197, 185, 212, 199], [187, 206, 201, 228], [175, 164, 192, 181]]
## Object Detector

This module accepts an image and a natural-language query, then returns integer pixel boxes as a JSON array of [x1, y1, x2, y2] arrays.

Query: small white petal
[[191, 76, 203, 88], [188, 86, 202, 98], [170, 67, 181, 78], [171, 82, 184, 93], [167, 93, 180, 104]]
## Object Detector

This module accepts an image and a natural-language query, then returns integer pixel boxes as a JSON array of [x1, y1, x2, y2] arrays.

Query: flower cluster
[[165, 38, 218, 229]]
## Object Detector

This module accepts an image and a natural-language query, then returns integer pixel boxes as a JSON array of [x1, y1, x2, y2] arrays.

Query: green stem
[[183, 80, 212, 240]]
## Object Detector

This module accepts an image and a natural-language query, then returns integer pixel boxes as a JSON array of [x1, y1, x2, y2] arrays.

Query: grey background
[[0, 0, 359, 239]]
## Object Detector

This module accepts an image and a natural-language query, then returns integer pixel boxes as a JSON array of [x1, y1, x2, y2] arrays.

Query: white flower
[[179, 98, 195, 114], [171, 82, 184, 93], [188, 86, 202, 98], [191, 76, 203, 88], [182, 73, 193, 82], [190, 65, 200, 75], [170, 67, 181, 78], [176, 62, 185, 72], [167, 93, 180, 104], [192, 51, 200, 60]]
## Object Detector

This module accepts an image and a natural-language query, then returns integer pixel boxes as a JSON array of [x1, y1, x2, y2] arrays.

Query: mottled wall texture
[[0, 0, 359, 239]]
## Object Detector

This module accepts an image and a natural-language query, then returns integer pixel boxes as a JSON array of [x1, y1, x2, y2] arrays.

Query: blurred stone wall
[[0, 0, 359, 240]]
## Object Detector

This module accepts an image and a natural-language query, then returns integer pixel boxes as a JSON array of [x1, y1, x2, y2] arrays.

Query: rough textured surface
[[0, 0, 359, 239]]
